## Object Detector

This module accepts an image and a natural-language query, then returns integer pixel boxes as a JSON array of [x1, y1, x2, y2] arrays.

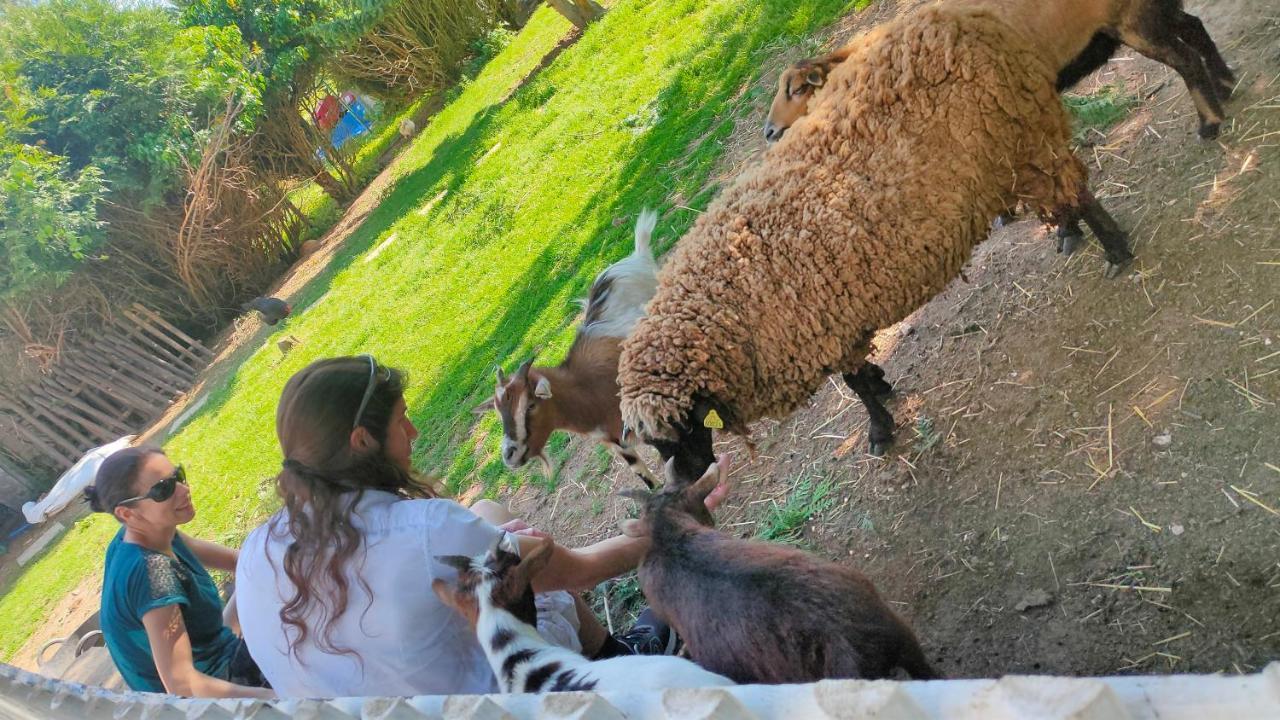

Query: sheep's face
[[432, 536, 553, 629], [764, 60, 831, 143], [475, 361, 556, 476]]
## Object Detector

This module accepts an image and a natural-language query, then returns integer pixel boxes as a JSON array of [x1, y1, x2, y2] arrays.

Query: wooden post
[[128, 304, 214, 364], [0, 400, 81, 464], [111, 320, 197, 383], [40, 384, 133, 437], [29, 389, 111, 446]]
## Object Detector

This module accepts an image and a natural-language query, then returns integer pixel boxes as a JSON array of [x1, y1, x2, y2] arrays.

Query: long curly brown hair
[[269, 356, 435, 661]]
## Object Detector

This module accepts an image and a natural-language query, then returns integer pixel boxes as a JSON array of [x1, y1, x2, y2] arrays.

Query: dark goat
[[620, 460, 938, 684]]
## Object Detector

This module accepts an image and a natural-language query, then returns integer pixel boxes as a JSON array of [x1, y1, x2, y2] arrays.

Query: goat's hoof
[[1198, 121, 1222, 141], [1103, 259, 1130, 280], [1057, 232, 1084, 255]]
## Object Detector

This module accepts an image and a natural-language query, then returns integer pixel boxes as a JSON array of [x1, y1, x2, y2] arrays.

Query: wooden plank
[[62, 354, 166, 416], [91, 337, 186, 395], [119, 308, 205, 371], [0, 401, 80, 464], [109, 319, 197, 383], [38, 383, 133, 437], [29, 388, 112, 445], [21, 395, 96, 451], [127, 304, 214, 363]]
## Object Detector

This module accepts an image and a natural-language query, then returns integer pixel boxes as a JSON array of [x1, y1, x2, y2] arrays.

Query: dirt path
[[510, 0, 1280, 678]]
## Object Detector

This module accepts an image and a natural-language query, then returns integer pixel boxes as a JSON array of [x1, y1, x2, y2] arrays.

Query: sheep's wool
[[619, 4, 1085, 439]]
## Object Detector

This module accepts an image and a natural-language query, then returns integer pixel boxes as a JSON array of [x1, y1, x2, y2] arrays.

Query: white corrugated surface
[[1, 661, 1277, 720]]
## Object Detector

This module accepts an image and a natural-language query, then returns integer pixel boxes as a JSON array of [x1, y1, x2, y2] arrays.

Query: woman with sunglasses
[[86, 447, 273, 697], [234, 356, 724, 697]]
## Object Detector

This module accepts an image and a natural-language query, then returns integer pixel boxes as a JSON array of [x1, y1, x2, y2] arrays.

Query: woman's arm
[[523, 533, 649, 594], [179, 532, 238, 574], [142, 605, 273, 699]]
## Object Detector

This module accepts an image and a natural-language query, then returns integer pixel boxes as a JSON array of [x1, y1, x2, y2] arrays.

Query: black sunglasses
[[115, 465, 186, 510]]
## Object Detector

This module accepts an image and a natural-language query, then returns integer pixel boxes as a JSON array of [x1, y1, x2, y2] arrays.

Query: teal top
[[100, 529, 239, 692]]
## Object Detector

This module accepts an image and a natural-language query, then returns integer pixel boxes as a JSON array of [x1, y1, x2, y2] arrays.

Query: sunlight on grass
[[0, 0, 858, 660]]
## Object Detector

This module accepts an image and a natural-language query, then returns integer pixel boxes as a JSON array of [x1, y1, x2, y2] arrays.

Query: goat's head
[[475, 361, 557, 476], [618, 456, 731, 538], [764, 55, 841, 144], [432, 535, 554, 629]]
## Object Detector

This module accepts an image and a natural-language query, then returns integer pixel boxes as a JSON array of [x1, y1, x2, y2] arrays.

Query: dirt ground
[[506, 0, 1280, 679]]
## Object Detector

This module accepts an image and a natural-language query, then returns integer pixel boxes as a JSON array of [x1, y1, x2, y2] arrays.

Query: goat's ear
[[684, 458, 725, 505], [511, 537, 554, 587], [620, 518, 647, 538], [435, 555, 475, 574], [535, 453, 555, 478], [533, 376, 552, 399], [806, 67, 826, 87], [515, 359, 534, 381], [431, 578, 459, 608], [472, 396, 496, 414], [617, 488, 652, 505], [495, 366, 507, 386]]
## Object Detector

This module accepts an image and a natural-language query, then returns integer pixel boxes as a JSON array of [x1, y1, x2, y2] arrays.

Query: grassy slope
[[0, 0, 856, 660]]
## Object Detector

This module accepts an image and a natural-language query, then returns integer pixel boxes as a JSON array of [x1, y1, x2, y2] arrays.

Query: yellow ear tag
[[702, 409, 724, 430]]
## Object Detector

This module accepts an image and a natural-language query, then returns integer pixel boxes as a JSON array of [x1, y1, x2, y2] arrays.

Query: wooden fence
[[0, 304, 213, 475]]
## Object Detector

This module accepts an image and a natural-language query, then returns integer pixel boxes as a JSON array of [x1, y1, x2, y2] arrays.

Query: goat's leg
[[1055, 191, 1131, 277], [606, 441, 657, 489], [1174, 11, 1236, 97], [1119, 25, 1226, 139], [843, 366, 895, 456], [1055, 218, 1086, 255], [1079, 191, 1133, 277], [1057, 32, 1123, 92]]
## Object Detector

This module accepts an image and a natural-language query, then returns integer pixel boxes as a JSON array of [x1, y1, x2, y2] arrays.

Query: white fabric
[[22, 435, 135, 524], [235, 491, 580, 698]]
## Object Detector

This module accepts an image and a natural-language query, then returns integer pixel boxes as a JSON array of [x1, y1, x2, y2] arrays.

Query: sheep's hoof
[[867, 435, 893, 457], [1218, 76, 1236, 100], [1198, 121, 1222, 140], [1103, 260, 1129, 279]]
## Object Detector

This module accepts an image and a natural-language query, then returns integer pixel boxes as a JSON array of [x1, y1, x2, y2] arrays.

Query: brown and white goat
[[619, 459, 939, 684], [765, 0, 1235, 143], [432, 536, 735, 693], [476, 211, 660, 487]]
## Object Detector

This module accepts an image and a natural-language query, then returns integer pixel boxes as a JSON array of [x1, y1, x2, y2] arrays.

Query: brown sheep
[[618, 459, 937, 684], [618, 3, 1134, 483], [766, 0, 1235, 143]]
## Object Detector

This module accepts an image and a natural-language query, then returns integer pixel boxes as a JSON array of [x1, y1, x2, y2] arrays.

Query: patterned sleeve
[[126, 552, 190, 619]]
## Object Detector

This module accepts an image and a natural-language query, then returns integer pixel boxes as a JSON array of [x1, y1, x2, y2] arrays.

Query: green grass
[[0, 0, 861, 660], [755, 475, 837, 544], [1065, 84, 1138, 145]]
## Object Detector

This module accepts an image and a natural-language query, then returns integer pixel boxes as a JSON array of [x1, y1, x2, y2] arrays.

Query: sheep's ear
[[806, 67, 825, 87], [620, 518, 647, 538], [534, 376, 553, 399]]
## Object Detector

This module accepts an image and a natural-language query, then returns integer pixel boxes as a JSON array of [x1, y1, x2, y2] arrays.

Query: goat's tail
[[633, 208, 658, 260]]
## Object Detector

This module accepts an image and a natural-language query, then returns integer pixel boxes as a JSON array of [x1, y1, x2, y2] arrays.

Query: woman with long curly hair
[[235, 356, 694, 697]]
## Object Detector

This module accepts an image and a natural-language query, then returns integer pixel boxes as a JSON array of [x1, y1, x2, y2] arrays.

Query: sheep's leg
[[606, 440, 657, 489], [843, 367, 895, 456], [1174, 12, 1235, 97], [1119, 26, 1226, 139], [650, 403, 717, 486], [860, 361, 894, 398]]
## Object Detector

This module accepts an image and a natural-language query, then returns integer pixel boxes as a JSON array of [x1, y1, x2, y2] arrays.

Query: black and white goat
[[432, 537, 734, 693], [476, 210, 660, 487]]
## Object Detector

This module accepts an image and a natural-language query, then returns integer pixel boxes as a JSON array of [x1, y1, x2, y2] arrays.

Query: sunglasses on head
[[353, 354, 392, 430], [115, 465, 186, 510]]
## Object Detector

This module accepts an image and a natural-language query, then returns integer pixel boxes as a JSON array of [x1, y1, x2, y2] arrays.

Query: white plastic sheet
[[21, 436, 135, 524]]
